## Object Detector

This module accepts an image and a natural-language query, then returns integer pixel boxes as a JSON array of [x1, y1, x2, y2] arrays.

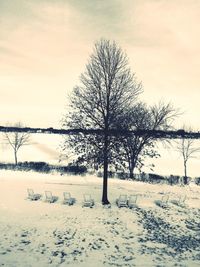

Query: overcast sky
[[1, 0, 200, 129]]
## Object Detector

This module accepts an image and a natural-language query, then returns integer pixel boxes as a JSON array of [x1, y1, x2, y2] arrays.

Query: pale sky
[[0, 0, 200, 130]]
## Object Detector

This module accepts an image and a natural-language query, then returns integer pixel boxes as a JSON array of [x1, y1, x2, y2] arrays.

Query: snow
[[0, 170, 200, 266]]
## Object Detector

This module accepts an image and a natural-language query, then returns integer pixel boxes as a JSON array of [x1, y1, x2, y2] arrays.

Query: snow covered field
[[0, 170, 200, 267]]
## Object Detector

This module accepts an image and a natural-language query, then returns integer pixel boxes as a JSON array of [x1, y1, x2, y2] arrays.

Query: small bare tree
[[3, 123, 31, 165], [176, 134, 200, 184], [113, 101, 178, 178]]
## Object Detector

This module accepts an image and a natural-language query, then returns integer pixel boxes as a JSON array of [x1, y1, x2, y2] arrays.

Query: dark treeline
[[0, 161, 87, 175], [1, 125, 200, 139], [0, 161, 200, 186]]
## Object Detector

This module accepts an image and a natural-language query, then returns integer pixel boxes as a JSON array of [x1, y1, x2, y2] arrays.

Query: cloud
[[0, 0, 200, 129], [0, 0, 92, 76], [66, 0, 124, 35]]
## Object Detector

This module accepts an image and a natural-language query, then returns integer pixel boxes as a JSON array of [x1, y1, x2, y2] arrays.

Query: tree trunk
[[129, 167, 134, 179], [14, 150, 18, 165], [183, 160, 187, 185], [102, 131, 110, 205], [129, 161, 136, 179]]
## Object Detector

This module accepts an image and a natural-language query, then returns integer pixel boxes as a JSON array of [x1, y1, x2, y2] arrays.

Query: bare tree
[[63, 39, 142, 205], [3, 122, 31, 165], [176, 130, 200, 184], [113, 102, 178, 178]]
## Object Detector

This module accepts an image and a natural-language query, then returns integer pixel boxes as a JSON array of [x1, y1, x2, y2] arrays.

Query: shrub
[[194, 177, 200, 185], [59, 164, 87, 175], [116, 172, 129, 180], [97, 171, 103, 177], [168, 175, 181, 185], [67, 164, 87, 174], [138, 172, 149, 182], [17, 161, 51, 173], [148, 173, 166, 184]]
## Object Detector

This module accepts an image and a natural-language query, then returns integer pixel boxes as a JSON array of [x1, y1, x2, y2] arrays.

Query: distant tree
[[113, 102, 178, 178], [63, 39, 142, 205], [176, 128, 200, 185], [3, 122, 31, 165]]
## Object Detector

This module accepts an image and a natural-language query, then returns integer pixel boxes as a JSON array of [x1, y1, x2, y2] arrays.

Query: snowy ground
[[0, 170, 200, 267]]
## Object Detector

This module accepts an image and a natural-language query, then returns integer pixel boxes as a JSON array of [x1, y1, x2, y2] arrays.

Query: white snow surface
[[0, 170, 200, 267]]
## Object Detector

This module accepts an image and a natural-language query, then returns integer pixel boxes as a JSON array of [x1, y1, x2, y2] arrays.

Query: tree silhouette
[[3, 122, 31, 165], [113, 102, 177, 178], [64, 39, 142, 204], [176, 128, 200, 184]]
